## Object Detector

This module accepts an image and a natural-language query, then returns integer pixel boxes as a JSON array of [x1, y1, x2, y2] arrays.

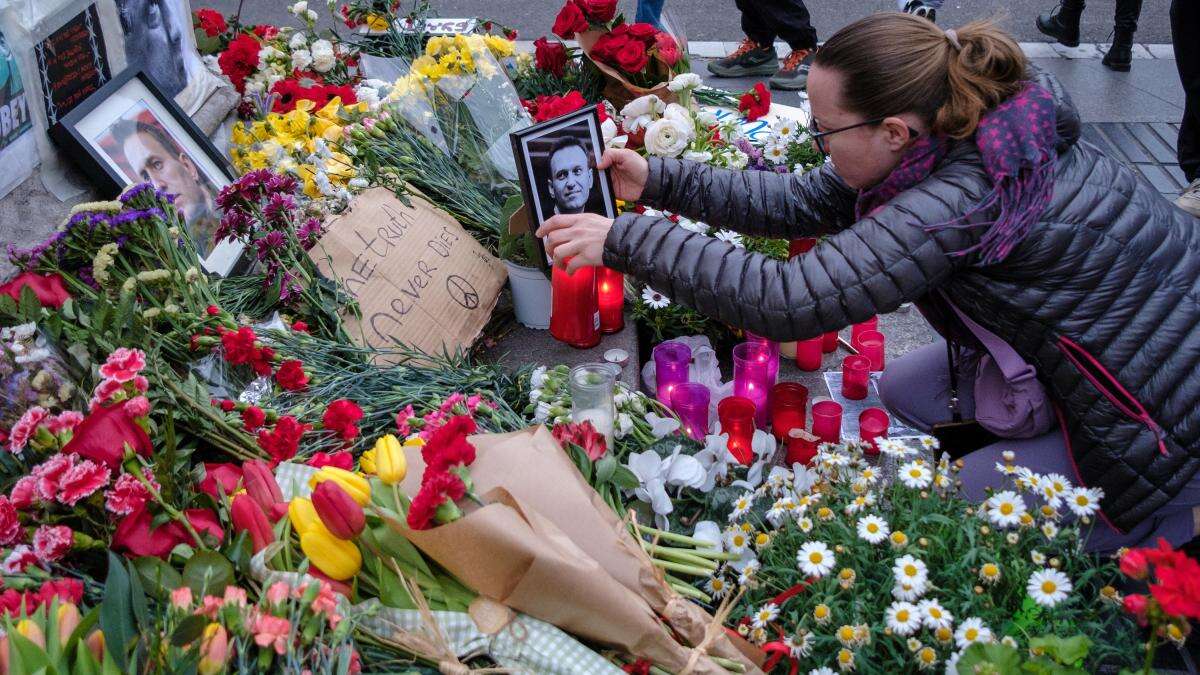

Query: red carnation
[[195, 8, 227, 37], [552, 1, 588, 39], [218, 34, 261, 93], [61, 399, 154, 469], [206, 304, 221, 316], [577, 0, 618, 22], [56, 459, 111, 506], [242, 405, 267, 431], [308, 451, 354, 471], [739, 82, 771, 122], [257, 416, 311, 466], [551, 420, 608, 461], [421, 415, 477, 475], [275, 359, 309, 391], [406, 470, 466, 530], [322, 399, 363, 444], [291, 320, 309, 332], [220, 326, 259, 365], [0, 497, 21, 547], [534, 37, 568, 78], [1150, 553, 1200, 620], [251, 24, 279, 40], [0, 272, 70, 309]]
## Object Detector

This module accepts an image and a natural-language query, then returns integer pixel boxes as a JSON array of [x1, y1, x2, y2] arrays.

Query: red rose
[[61, 399, 153, 469], [532, 91, 589, 122], [590, 31, 629, 63], [242, 406, 266, 431], [626, 22, 658, 41], [275, 360, 309, 391], [577, 0, 618, 23], [322, 399, 363, 444], [614, 40, 650, 73], [308, 451, 353, 471], [0, 272, 70, 309], [534, 37, 568, 78], [739, 82, 771, 122], [552, 1, 588, 39], [194, 8, 227, 37], [218, 34, 261, 93], [654, 31, 681, 66], [198, 462, 243, 499], [112, 504, 224, 559]]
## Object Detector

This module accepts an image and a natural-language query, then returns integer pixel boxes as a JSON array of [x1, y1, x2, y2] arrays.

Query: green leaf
[[956, 642, 1023, 675], [100, 552, 135, 671], [7, 628, 51, 673], [132, 556, 183, 600], [74, 640, 101, 675], [1030, 635, 1092, 666], [91, 300, 111, 334], [0, 293, 17, 317], [18, 285, 40, 322], [182, 551, 235, 597], [594, 455, 617, 484], [170, 614, 209, 647], [611, 465, 640, 490]]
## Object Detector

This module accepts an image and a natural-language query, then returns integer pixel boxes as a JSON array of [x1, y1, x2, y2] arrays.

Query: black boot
[[1036, 0, 1085, 48], [1103, 29, 1134, 71]]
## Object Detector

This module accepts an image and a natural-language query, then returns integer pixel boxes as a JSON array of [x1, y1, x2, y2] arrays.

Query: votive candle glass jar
[[854, 329, 886, 371], [850, 316, 879, 344], [859, 407, 889, 455], [671, 383, 711, 441], [786, 428, 819, 466], [569, 363, 617, 449], [733, 342, 772, 427], [822, 330, 839, 353], [718, 396, 757, 465], [811, 399, 843, 445], [550, 263, 599, 349], [653, 341, 692, 405], [771, 382, 808, 442], [841, 355, 871, 400], [795, 335, 823, 371], [596, 267, 625, 334]]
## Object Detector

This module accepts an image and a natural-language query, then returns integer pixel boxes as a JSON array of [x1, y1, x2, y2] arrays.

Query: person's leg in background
[[634, 0, 666, 29], [1173, 0, 1200, 217], [1036, 0, 1086, 48], [759, 0, 819, 91], [706, 0, 779, 78], [1101, 0, 1143, 72]]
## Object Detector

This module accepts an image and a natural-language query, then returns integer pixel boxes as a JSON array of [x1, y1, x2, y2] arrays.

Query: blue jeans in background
[[636, 0, 666, 27]]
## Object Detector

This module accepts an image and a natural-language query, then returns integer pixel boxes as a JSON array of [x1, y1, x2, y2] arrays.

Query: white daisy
[[640, 286, 671, 309], [677, 217, 710, 235], [797, 541, 836, 578], [898, 462, 933, 489], [918, 598, 954, 630], [836, 648, 855, 672], [1066, 486, 1103, 517], [810, 668, 836, 675], [1027, 568, 1072, 607], [752, 602, 780, 629], [919, 435, 940, 451], [906, 638, 923, 653], [892, 580, 926, 602], [797, 516, 814, 533], [994, 461, 1019, 476], [1030, 550, 1046, 565], [985, 490, 1027, 528], [858, 467, 880, 485], [714, 229, 745, 247], [1044, 473, 1072, 497], [787, 631, 813, 658], [1001, 450, 1015, 462], [978, 562, 1001, 584], [877, 438, 916, 458], [772, 117, 798, 138], [1001, 636, 1018, 649], [729, 491, 755, 520], [767, 497, 796, 526], [885, 601, 921, 636], [856, 515, 890, 544], [894, 554, 929, 588], [738, 559, 761, 586], [1041, 522, 1059, 540], [954, 617, 993, 649], [763, 142, 788, 164], [705, 575, 730, 599], [914, 646, 939, 671]]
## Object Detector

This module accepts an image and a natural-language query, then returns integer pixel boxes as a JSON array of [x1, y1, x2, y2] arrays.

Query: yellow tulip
[[15, 619, 44, 648], [301, 528, 363, 580], [309, 467, 371, 505], [359, 448, 377, 475], [371, 434, 408, 485], [288, 497, 324, 536], [198, 623, 228, 675], [57, 603, 81, 638]]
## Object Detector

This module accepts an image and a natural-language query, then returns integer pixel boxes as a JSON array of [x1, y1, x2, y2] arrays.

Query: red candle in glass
[[850, 316, 878, 344], [854, 329, 886, 371], [772, 382, 808, 441], [671, 383, 711, 441], [859, 407, 889, 455], [822, 330, 839, 353], [550, 263, 599, 349], [788, 238, 817, 257], [811, 399, 843, 445], [733, 342, 772, 428], [786, 428, 819, 466], [795, 335, 823, 371], [841, 355, 870, 400], [596, 267, 625, 333], [718, 396, 757, 465]]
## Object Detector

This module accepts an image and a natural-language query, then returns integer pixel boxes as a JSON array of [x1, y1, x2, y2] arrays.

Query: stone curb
[[513, 40, 1174, 60]]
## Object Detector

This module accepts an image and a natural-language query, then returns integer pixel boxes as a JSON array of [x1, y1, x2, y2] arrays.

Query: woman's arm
[[640, 156, 859, 239], [603, 206, 978, 341]]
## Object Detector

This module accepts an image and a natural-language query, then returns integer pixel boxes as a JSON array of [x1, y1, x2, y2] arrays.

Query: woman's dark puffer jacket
[[603, 81, 1200, 533]]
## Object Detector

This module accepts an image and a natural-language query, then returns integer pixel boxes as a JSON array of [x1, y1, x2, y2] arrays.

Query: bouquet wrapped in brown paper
[[396, 426, 764, 674]]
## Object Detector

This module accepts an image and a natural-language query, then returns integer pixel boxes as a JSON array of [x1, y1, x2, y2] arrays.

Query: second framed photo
[[510, 106, 616, 269]]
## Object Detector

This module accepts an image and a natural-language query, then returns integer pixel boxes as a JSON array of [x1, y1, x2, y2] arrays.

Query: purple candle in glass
[[733, 341, 771, 427], [745, 331, 780, 412], [671, 383, 711, 440], [653, 341, 692, 405]]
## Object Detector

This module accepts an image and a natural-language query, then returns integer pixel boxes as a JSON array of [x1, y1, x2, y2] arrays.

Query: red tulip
[[112, 504, 224, 559], [198, 463, 243, 500], [0, 272, 70, 308], [242, 460, 284, 518], [230, 494, 274, 553], [61, 400, 153, 469], [311, 481, 365, 540]]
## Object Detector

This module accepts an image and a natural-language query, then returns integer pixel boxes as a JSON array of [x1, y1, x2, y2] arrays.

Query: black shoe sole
[[706, 60, 780, 78], [1103, 60, 1132, 72], [1035, 18, 1080, 48]]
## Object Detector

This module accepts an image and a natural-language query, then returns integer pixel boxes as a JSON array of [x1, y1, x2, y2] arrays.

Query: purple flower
[[297, 217, 323, 249], [263, 192, 297, 225]]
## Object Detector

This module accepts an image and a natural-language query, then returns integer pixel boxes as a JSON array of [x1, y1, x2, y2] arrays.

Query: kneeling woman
[[537, 14, 1200, 553]]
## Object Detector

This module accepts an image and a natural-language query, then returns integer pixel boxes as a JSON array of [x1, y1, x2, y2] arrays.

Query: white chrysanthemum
[[1066, 486, 1103, 517], [705, 575, 730, 599], [809, 668, 836, 675], [898, 461, 932, 489], [919, 435, 940, 451], [797, 541, 836, 577], [763, 142, 788, 164], [738, 560, 761, 586], [751, 602, 780, 629], [724, 528, 750, 554], [714, 229, 744, 247], [894, 554, 929, 588], [985, 490, 1027, 527], [885, 601, 921, 636], [797, 516, 814, 533], [877, 438, 916, 457], [1030, 550, 1046, 565], [954, 617, 993, 649], [786, 631, 813, 658], [1041, 522, 1059, 540], [918, 598, 953, 630], [1027, 568, 1072, 607], [856, 515, 890, 544], [892, 580, 926, 602], [729, 492, 754, 520], [640, 286, 671, 309]]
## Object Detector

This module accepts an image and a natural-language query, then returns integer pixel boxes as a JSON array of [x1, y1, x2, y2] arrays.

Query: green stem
[[131, 465, 207, 550], [1142, 627, 1158, 674], [651, 559, 714, 578], [634, 524, 717, 549]]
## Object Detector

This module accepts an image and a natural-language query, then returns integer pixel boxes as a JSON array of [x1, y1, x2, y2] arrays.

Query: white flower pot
[[505, 261, 551, 329]]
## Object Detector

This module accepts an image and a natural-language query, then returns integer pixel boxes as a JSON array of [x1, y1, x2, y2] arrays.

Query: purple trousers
[[879, 341, 1200, 553]]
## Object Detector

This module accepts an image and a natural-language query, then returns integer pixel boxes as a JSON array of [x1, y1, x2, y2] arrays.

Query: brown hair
[[813, 14, 1028, 139]]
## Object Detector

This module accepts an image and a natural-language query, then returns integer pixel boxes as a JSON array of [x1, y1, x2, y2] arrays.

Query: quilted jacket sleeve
[[605, 154, 988, 342], [639, 157, 858, 239]]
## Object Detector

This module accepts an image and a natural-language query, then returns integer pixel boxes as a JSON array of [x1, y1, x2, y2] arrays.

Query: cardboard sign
[[310, 188, 506, 361], [34, 4, 111, 125]]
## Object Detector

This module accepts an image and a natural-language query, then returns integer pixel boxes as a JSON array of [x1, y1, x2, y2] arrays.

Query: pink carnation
[[132, 375, 149, 392], [1, 545, 37, 574], [252, 613, 292, 654], [439, 392, 465, 413], [46, 411, 84, 435], [88, 379, 124, 410], [8, 407, 48, 452], [57, 459, 111, 506], [9, 476, 36, 510], [0, 496, 22, 546], [395, 404, 415, 437], [31, 453, 74, 502], [98, 348, 147, 383], [32, 524, 72, 564], [125, 396, 151, 418], [103, 471, 157, 515]]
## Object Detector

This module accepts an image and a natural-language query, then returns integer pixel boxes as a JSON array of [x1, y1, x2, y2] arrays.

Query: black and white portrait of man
[[116, 0, 188, 97]]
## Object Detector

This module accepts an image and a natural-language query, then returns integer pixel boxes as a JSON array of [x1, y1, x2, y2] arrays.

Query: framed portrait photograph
[[510, 106, 616, 269], [49, 68, 243, 276]]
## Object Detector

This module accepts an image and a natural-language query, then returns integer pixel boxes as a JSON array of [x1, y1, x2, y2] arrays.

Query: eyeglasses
[[807, 116, 920, 155]]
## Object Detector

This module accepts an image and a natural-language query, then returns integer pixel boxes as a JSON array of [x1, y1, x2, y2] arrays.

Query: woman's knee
[[878, 341, 948, 432]]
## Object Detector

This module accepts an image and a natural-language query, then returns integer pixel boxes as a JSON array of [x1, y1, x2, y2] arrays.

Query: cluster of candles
[[549, 264, 627, 348], [654, 318, 891, 466]]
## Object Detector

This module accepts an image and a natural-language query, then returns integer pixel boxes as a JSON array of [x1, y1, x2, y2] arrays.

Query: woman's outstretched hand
[[598, 148, 649, 202], [536, 213, 614, 273]]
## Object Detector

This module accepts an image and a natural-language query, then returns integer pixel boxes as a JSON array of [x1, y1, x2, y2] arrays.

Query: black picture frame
[[509, 105, 617, 271]]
